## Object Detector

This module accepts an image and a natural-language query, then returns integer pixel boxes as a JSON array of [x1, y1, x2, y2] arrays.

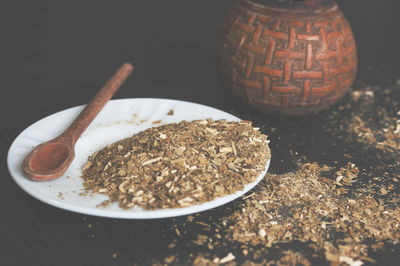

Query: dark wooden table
[[2, 1, 400, 265]]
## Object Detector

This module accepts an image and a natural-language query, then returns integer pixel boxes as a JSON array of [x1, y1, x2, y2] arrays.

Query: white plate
[[7, 98, 270, 219]]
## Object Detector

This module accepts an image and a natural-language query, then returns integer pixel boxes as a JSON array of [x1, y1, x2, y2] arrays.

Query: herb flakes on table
[[81, 119, 270, 210], [224, 162, 400, 264]]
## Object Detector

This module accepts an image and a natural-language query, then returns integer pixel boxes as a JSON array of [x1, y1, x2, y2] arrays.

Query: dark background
[[2, 1, 400, 265]]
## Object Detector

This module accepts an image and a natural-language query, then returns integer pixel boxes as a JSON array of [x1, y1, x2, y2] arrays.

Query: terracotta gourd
[[218, 0, 357, 116]]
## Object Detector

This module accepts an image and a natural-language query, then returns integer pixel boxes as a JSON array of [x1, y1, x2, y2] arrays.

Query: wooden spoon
[[22, 63, 133, 181]]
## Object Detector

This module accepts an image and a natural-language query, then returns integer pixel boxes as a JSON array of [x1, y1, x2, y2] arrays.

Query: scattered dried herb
[[223, 162, 400, 264], [334, 162, 359, 186], [81, 119, 270, 210], [333, 86, 400, 152]]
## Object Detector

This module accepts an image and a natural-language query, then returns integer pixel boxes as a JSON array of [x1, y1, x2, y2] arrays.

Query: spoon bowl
[[23, 141, 74, 181]]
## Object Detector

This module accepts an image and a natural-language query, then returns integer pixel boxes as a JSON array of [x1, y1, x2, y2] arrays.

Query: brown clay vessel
[[218, 0, 357, 115]]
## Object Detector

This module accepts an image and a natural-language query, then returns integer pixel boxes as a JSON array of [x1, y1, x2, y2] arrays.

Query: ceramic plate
[[7, 98, 270, 219]]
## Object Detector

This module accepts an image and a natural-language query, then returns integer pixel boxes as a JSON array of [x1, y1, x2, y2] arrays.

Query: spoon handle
[[59, 63, 133, 144]]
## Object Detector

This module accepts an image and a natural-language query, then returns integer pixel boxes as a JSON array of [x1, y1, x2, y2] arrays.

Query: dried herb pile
[[81, 119, 270, 210], [223, 162, 400, 264]]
